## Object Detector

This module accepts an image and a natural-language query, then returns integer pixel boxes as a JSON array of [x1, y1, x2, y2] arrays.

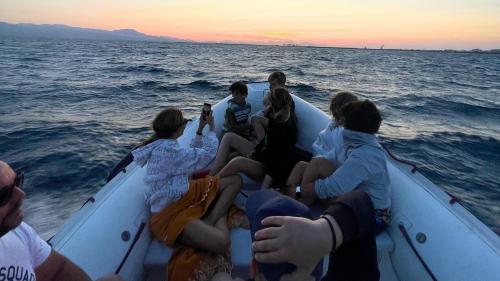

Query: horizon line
[[2, 20, 499, 52]]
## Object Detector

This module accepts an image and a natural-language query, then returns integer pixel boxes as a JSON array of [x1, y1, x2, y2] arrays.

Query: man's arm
[[35, 250, 91, 281]]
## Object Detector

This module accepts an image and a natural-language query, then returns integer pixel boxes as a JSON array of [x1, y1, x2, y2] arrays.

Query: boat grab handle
[[380, 143, 418, 173], [398, 223, 438, 281], [115, 222, 146, 274]]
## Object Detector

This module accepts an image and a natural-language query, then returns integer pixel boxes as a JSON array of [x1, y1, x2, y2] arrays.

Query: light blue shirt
[[315, 129, 391, 210]]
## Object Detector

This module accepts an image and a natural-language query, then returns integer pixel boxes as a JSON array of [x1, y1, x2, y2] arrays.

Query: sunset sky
[[1, 0, 499, 49]]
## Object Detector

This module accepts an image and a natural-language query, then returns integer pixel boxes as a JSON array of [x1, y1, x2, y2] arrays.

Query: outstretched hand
[[252, 216, 333, 276]]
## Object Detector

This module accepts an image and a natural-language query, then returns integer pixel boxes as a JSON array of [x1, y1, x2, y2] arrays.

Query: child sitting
[[222, 81, 252, 138], [286, 100, 391, 233], [312, 91, 358, 156]]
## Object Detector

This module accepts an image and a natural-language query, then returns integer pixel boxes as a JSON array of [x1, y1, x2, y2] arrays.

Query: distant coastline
[[1, 21, 499, 54], [0, 21, 187, 42]]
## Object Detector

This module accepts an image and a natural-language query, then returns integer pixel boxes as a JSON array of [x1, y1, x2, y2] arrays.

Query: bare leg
[[261, 174, 273, 189], [301, 157, 336, 205], [217, 156, 266, 183], [302, 157, 336, 183], [210, 133, 255, 176], [204, 175, 242, 225], [228, 151, 240, 161], [251, 116, 269, 144], [179, 219, 229, 255]]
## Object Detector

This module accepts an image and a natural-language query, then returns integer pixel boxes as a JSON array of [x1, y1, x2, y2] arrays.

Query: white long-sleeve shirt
[[132, 132, 219, 213], [312, 120, 344, 157]]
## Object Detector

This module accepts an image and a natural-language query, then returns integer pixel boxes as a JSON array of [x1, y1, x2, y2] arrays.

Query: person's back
[[327, 128, 390, 210], [314, 100, 391, 211]]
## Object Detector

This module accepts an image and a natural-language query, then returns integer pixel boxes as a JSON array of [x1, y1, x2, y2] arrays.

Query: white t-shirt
[[0, 222, 51, 281]]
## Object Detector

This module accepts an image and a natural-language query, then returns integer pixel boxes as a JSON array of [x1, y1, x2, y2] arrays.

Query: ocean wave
[[19, 57, 43, 62], [289, 83, 319, 93], [446, 79, 496, 90], [184, 80, 223, 90], [156, 85, 181, 91], [387, 95, 500, 119], [381, 132, 499, 221], [107, 65, 170, 75], [136, 80, 160, 88]]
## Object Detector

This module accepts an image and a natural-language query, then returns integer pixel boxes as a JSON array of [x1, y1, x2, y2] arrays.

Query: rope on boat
[[115, 222, 147, 274], [398, 223, 438, 281], [380, 143, 418, 173]]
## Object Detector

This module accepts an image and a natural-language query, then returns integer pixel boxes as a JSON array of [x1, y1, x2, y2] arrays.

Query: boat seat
[[144, 229, 394, 268], [143, 228, 253, 278], [376, 231, 394, 253]]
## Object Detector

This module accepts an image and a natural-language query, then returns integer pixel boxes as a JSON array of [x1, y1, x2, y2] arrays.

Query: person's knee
[[251, 117, 259, 126], [232, 174, 243, 187], [228, 156, 246, 170], [224, 175, 243, 192], [221, 132, 235, 145], [310, 157, 324, 165], [298, 161, 309, 169]]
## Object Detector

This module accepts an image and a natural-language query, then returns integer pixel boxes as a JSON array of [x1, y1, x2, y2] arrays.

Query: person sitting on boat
[[311, 91, 358, 156], [131, 107, 243, 281], [0, 161, 122, 281], [251, 71, 288, 143], [222, 81, 252, 138], [284, 91, 357, 196], [211, 87, 309, 189], [287, 100, 391, 233], [250, 189, 380, 281]]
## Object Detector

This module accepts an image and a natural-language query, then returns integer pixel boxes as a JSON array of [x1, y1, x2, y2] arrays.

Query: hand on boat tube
[[252, 216, 335, 279]]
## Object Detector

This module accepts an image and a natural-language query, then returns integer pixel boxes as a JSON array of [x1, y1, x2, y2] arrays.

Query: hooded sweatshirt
[[315, 129, 391, 210]]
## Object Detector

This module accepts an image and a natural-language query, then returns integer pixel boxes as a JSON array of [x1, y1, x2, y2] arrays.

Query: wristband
[[320, 215, 336, 252]]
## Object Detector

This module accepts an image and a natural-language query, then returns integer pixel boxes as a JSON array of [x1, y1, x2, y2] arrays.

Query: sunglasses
[[0, 172, 24, 207]]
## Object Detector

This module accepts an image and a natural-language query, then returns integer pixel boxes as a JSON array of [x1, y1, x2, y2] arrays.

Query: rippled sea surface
[[0, 38, 499, 238]]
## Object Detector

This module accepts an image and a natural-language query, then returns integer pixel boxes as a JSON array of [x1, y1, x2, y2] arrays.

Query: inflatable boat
[[49, 82, 500, 281]]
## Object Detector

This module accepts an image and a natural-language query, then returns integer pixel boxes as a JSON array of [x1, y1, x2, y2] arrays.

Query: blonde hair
[[268, 87, 293, 123]]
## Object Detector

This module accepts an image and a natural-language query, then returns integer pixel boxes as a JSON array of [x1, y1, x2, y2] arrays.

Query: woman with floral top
[[132, 107, 242, 281]]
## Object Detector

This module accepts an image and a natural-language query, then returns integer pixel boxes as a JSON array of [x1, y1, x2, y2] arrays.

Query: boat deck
[[141, 184, 401, 281]]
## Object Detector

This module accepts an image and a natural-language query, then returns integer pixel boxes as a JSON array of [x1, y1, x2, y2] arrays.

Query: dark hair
[[229, 81, 248, 96], [152, 107, 184, 139], [342, 100, 382, 134], [268, 71, 286, 86], [330, 91, 358, 122]]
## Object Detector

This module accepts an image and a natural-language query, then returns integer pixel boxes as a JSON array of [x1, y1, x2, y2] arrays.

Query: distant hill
[[0, 22, 186, 42]]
